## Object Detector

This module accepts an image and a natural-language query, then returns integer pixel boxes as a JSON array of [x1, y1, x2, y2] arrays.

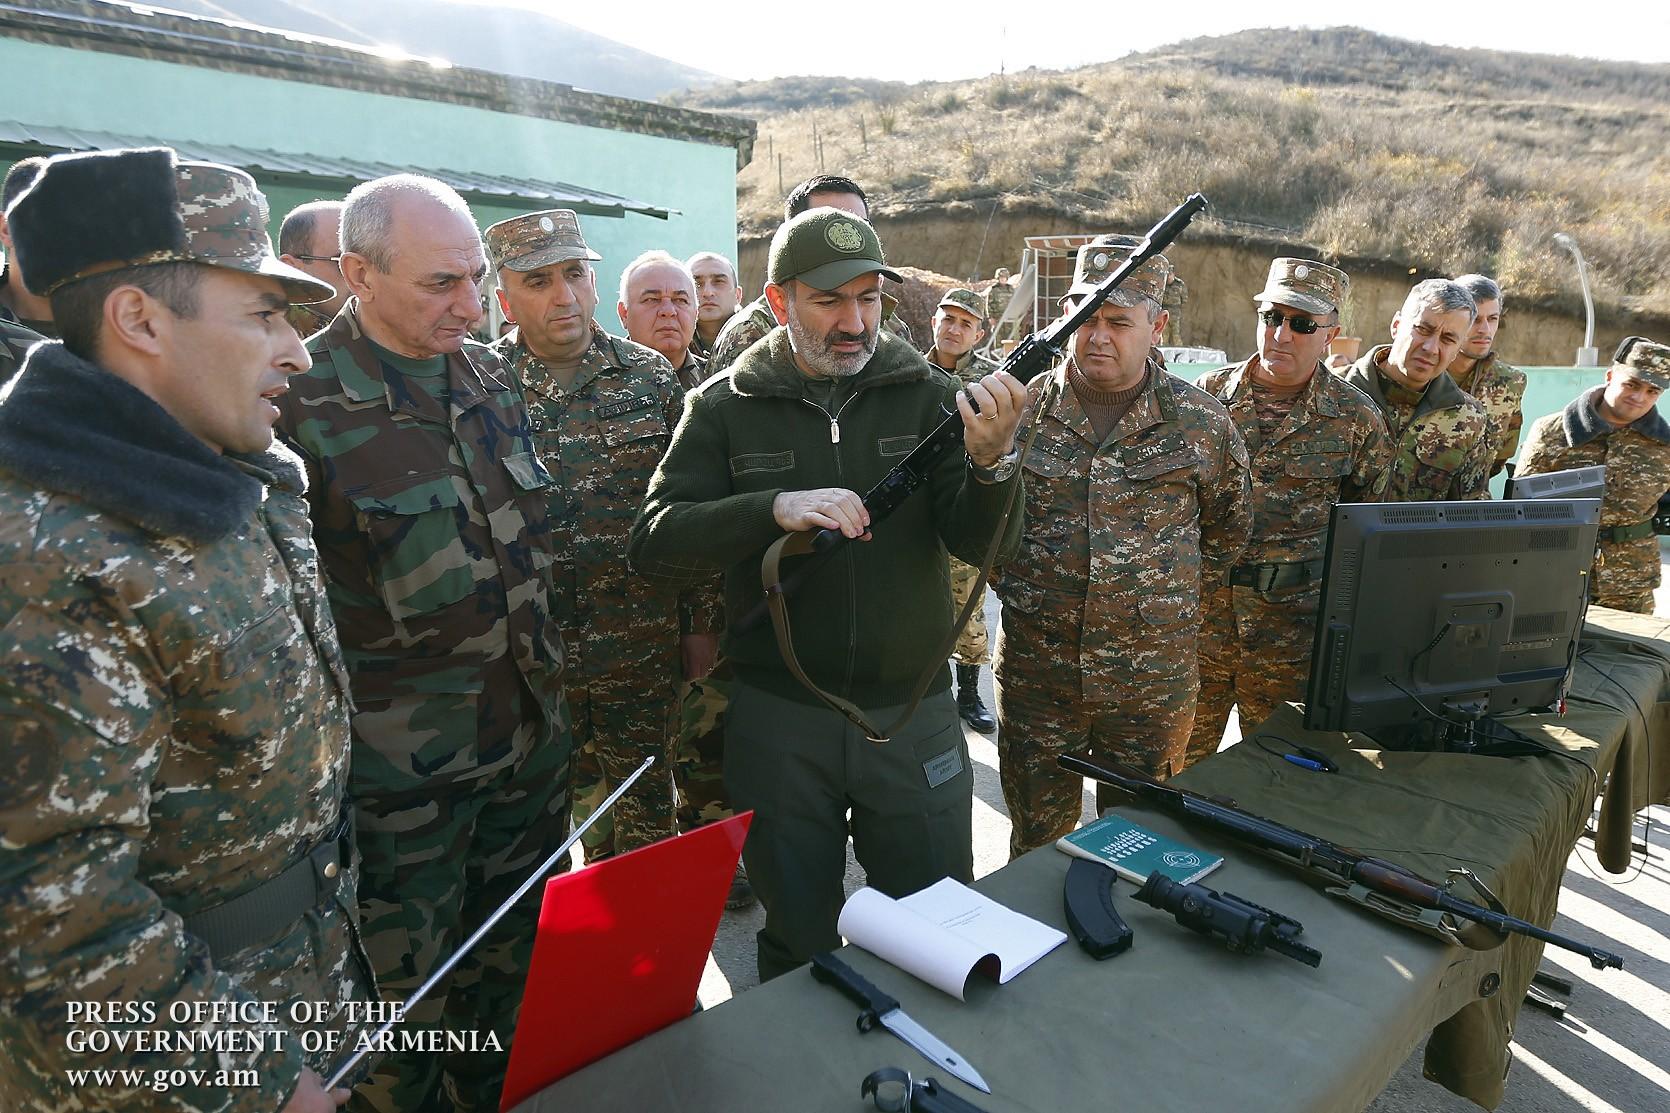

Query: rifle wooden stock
[[1060, 751, 1624, 970]]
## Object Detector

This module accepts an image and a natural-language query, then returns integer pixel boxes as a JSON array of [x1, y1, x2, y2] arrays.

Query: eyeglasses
[[291, 253, 342, 265], [1259, 308, 1331, 335]]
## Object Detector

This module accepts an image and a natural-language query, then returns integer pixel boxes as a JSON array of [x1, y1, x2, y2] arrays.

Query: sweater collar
[[0, 341, 296, 542]]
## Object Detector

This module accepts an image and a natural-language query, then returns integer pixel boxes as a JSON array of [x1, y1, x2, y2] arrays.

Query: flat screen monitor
[[1505, 465, 1606, 502], [1303, 499, 1601, 746]]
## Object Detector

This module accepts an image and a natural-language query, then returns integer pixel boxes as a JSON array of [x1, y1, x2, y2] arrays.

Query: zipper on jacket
[[801, 384, 863, 698]]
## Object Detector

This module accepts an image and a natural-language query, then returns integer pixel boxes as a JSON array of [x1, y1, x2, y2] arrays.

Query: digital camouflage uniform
[[497, 319, 706, 860], [1516, 340, 1670, 613], [1187, 357, 1391, 764], [1186, 260, 1393, 766], [278, 305, 570, 1113], [1450, 351, 1528, 477], [1339, 347, 1494, 502]]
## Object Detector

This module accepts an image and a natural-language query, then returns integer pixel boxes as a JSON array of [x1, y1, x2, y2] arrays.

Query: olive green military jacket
[[276, 304, 566, 791], [0, 343, 371, 1112], [1340, 349, 1494, 501], [995, 357, 1252, 699], [1197, 358, 1391, 565], [1518, 388, 1670, 603], [629, 328, 1023, 708], [925, 344, 1001, 387]]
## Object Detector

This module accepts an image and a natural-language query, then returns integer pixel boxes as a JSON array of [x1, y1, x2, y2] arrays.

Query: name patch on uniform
[[597, 395, 658, 420], [923, 745, 965, 789], [730, 450, 795, 477], [1294, 439, 1348, 455]]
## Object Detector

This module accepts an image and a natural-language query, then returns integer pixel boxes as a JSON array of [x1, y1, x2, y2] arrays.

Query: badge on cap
[[539, 216, 555, 233], [826, 221, 864, 253], [1295, 264, 1311, 278], [1092, 252, 1110, 270]]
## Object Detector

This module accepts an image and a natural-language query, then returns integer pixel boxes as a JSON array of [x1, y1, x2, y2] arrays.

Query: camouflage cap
[[767, 207, 901, 291], [1613, 336, 1670, 390], [9, 147, 334, 303], [485, 208, 601, 272], [1065, 234, 1170, 307], [1253, 257, 1348, 317], [936, 287, 986, 321]]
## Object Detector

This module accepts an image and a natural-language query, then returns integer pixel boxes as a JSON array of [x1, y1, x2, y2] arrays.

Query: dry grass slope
[[683, 27, 1670, 317]]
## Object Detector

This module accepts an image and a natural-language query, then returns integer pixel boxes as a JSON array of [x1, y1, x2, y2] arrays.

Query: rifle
[[1058, 752, 1624, 970], [735, 193, 1209, 634]]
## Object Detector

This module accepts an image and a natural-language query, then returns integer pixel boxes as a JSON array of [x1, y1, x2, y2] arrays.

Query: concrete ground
[[691, 578, 1670, 1112]]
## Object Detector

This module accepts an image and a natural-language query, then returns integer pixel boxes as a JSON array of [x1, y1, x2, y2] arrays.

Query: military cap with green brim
[[1613, 336, 1670, 390], [485, 208, 601, 272], [767, 207, 901, 291], [1064, 233, 1171, 307], [9, 147, 334, 304]]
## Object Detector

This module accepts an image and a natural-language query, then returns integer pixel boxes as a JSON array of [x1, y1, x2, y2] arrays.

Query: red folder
[[499, 811, 752, 1111]]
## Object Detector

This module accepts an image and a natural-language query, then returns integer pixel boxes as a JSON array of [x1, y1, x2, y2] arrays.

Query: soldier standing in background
[[688, 250, 742, 361], [1186, 259, 1391, 766], [490, 211, 704, 863], [277, 175, 570, 1113], [0, 147, 370, 1113], [994, 235, 1250, 859], [925, 287, 1001, 732], [278, 199, 348, 339], [0, 156, 54, 336], [616, 249, 706, 388], [1337, 278, 1494, 501], [1517, 337, 1670, 613], [1447, 273, 1526, 478]]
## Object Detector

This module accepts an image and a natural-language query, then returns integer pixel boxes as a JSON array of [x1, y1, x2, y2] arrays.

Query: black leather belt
[[182, 806, 353, 962], [1598, 520, 1656, 543], [1227, 559, 1324, 592]]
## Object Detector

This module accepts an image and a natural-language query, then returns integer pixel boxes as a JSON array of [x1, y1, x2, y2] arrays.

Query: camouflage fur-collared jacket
[[276, 304, 566, 792], [0, 343, 371, 1112], [1197, 358, 1391, 565], [1340, 348, 1494, 501], [1451, 351, 1528, 477], [1518, 387, 1670, 604], [995, 357, 1252, 699], [497, 322, 718, 679]]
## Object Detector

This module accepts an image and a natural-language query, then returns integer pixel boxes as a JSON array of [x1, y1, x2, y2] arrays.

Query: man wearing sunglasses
[[1184, 259, 1393, 768], [278, 199, 347, 338], [1339, 278, 1494, 501]]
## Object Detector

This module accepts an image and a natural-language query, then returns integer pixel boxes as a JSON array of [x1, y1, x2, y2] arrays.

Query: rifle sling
[[761, 375, 1061, 742]]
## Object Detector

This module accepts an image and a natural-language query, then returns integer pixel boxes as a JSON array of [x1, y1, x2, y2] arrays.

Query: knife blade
[[810, 951, 992, 1094]]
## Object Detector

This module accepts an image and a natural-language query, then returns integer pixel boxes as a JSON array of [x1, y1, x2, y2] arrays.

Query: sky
[[465, 0, 1669, 82]]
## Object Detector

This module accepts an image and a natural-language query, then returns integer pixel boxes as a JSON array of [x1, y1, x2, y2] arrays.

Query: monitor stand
[[1373, 697, 1549, 758]]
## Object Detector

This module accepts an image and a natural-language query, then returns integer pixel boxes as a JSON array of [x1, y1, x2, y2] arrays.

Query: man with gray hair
[[617, 249, 703, 386], [1338, 278, 1495, 501], [275, 174, 571, 1113], [1448, 272, 1526, 477], [277, 198, 346, 338], [688, 249, 742, 361]]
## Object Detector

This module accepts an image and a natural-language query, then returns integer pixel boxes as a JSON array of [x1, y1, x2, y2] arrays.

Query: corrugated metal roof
[[0, 120, 674, 219]]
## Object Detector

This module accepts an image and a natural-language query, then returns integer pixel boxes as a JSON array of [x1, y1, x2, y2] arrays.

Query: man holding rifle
[[629, 207, 1026, 981]]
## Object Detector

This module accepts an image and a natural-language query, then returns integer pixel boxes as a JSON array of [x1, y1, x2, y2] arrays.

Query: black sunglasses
[[291, 253, 342, 265], [1259, 308, 1330, 335]]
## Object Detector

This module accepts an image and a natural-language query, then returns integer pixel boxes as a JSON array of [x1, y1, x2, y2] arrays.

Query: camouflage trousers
[[948, 556, 990, 666], [349, 685, 572, 1113], [674, 663, 737, 831], [1594, 537, 1661, 614], [1186, 582, 1318, 768], [994, 653, 1197, 860], [569, 670, 678, 862]]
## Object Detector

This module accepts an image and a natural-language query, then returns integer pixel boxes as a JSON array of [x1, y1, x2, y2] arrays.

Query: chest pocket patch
[[731, 450, 795, 477], [221, 604, 294, 680], [877, 434, 919, 458], [1123, 449, 1195, 481], [597, 395, 658, 421]]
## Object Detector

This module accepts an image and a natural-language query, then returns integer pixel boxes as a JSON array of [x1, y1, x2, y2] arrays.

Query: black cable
[[1406, 621, 1453, 684], [1379, 674, 1596, 775]]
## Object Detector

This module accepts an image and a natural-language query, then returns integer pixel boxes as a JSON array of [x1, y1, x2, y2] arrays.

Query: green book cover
[[1055, 813, 1224, 885]]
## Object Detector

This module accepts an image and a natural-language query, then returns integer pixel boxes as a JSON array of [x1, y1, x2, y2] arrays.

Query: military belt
[[181, 807, 353, 963], [1227, 559, 1325, 592], [1598, 520, 1657, 543]]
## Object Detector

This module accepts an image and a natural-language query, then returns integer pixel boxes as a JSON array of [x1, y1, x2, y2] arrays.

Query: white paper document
[[836, 878, 1067, 1000]]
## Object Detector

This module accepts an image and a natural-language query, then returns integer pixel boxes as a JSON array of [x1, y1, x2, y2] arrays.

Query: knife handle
[[811, 952, 901, 1033]]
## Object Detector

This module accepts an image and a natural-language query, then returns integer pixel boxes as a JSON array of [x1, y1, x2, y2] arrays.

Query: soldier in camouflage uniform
[[1517, 337, 1670, 613], [1338, 279, 1494, 502], [925, 287, 1002, 732], [490, 213, 705, 862], [0, 148, 371, 1113], [1448, 274, 1527, 478], [0, 155, 56, 338], [276, 176, 570, 1113], [1185, 260, 1392, 767], [616, 249, 708, 389], [688, 250, 742, 361], [277, 200, 348, 341], [994, 235, 1252, 859]]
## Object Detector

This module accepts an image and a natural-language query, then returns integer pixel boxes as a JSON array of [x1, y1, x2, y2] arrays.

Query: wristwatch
[[968, 448, 1020, 484]]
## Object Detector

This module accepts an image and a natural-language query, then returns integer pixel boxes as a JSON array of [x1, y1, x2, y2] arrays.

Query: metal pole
[[323, 755, 656, 1090], [1553, 233, 1601, 366]]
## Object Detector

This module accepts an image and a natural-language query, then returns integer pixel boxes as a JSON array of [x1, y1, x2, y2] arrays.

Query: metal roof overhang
[[0, 121, 675, 219]]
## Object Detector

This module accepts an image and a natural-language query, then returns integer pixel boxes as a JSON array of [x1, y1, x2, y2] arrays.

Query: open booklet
[[836, 877, 1067, 1000]]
